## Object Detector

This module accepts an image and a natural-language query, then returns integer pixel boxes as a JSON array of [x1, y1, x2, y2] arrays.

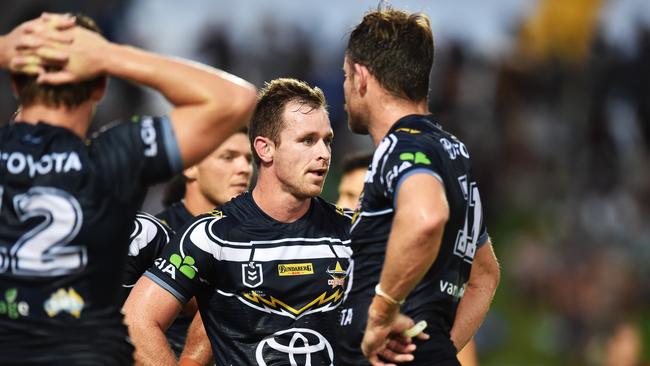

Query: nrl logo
[[242, 262, 263, 288]]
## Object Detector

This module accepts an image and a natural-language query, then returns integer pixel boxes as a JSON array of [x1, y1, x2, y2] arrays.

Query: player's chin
[[302, 183, 324, 198], [229, 186, 248, 197], [348, 116, 368, 135]]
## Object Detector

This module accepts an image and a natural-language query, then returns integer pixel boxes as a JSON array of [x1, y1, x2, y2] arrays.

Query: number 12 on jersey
[[453, 175, 482, 263], [0, 185, 86, 276]]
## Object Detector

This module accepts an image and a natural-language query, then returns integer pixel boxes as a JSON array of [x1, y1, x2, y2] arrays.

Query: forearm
[[180, 313, 213, 366], [123, 277, 185, 366], [449, 282, 495, 352], [129, 321, 177, 366], [450, 243, 499, 352], [102, 43, 253, 109]]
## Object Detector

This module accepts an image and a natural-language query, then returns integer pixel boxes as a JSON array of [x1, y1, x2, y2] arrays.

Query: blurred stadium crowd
[[1, 0, 648, 364]]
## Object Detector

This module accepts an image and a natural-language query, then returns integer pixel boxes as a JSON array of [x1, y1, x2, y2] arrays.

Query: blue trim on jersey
[[476, 231, 489, 249], [144, 270, 189, 304], [159, 115, 183, 173], [393, 168, 444, 207]]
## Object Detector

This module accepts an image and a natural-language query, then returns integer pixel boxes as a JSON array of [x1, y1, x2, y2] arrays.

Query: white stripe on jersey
[[379, 134, 399, 186], [185, 217, 351, 262], [128, 212, 170, 256], [350, 208, 394, 232]]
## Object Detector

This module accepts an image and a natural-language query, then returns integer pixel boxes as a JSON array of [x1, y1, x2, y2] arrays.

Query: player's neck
[[367, 96, 428, 146], [183, 188, 219, 216], [15, 103, 94, 138], [251, 177, 311, 223]]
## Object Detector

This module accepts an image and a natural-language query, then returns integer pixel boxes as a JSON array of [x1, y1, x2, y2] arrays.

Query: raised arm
[[123, 276, 182, 366], [450, 241, 500, 352], [0, 13, 74, 73], [38, 22, 257, 167]]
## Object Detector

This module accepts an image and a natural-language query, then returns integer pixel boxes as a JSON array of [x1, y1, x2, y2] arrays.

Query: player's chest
[[214, 251, 350, 319]]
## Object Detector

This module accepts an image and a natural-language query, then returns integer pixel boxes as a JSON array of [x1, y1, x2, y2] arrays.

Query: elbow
[[204, 81, 256, 132], [229, 82, 257, 124], [418, 209, 449, 240]]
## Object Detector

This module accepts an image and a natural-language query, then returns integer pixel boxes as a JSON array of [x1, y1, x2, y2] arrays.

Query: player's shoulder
[[88, 115, 168, 146], [132, 212, 172, 239], [314, 197, 354, 224], [129, 211, 172, 256], [391, 115, 442, 145], [179, 207, 234, 241], [389, 115, 472, 162], [135, 211, 171, 231]]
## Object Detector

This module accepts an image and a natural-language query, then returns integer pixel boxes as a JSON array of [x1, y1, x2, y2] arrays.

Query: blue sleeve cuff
[[476, 231, 489, 249], [393, 168, 444, 207], [159, 115, 183, 174], [144, 270, 189, 304]]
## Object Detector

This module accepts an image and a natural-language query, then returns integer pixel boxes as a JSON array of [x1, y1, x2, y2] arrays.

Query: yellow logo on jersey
[[278, 263, 314, 276], [351, 210, 360, 225], [44, 288, 84, 319], [327, 261, 347, 288], [395, 128, 421, 134], [210, 209, 224, 218], [242, 289, 344, 316]]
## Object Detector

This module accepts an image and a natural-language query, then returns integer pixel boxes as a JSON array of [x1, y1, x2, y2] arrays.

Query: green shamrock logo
[[400, 152, 431, 165], [169, 254, 196, 279], [5, 288, 17, 303]]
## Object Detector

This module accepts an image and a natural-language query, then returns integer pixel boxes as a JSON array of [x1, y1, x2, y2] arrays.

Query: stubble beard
[[347, 112, 369, 135]]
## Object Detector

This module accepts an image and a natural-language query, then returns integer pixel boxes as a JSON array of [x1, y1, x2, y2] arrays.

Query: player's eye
[[302, 137, 314, 145]]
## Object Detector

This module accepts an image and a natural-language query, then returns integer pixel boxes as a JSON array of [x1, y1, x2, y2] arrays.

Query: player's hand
[[2, 13, 75, 74], [362, 297, 429, 365], [36, 22, 110, 84]]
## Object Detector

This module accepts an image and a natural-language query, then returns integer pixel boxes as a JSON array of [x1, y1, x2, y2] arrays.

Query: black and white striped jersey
[[0, 116, 181, 365], [146, 192, 351, 366], [337, 114, 489, 365], [121, 211, 173, 304]]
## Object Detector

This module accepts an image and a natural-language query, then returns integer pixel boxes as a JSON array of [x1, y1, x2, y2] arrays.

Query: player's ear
[[353, 63, 369, 96], [91, 76, 108, 101], [184, 166, 198, 181], [254, 136, 274, 165]]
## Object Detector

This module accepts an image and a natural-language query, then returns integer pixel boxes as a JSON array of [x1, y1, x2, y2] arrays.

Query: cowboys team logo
[[255, 328, 334, 366], [242, 261, 264, 288], [326, 261, 346, 288]]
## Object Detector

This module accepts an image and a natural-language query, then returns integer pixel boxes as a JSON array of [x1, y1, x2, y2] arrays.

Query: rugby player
[[124, 130, 253, 362], [337, 8, 501, 366], [124, 78, 352, 365], [0, 13, 255, 364], [336, 150, 482, 365]]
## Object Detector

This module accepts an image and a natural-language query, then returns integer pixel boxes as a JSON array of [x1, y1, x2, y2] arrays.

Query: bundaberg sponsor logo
[[278, 263, 314, 276]]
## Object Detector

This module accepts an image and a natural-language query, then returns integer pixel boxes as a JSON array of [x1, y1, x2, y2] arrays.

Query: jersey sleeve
[[89, 115, 183, 201], [121, 212, 173, 303], [379, 134, 444, 205], [144, 214, 221, 304]]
